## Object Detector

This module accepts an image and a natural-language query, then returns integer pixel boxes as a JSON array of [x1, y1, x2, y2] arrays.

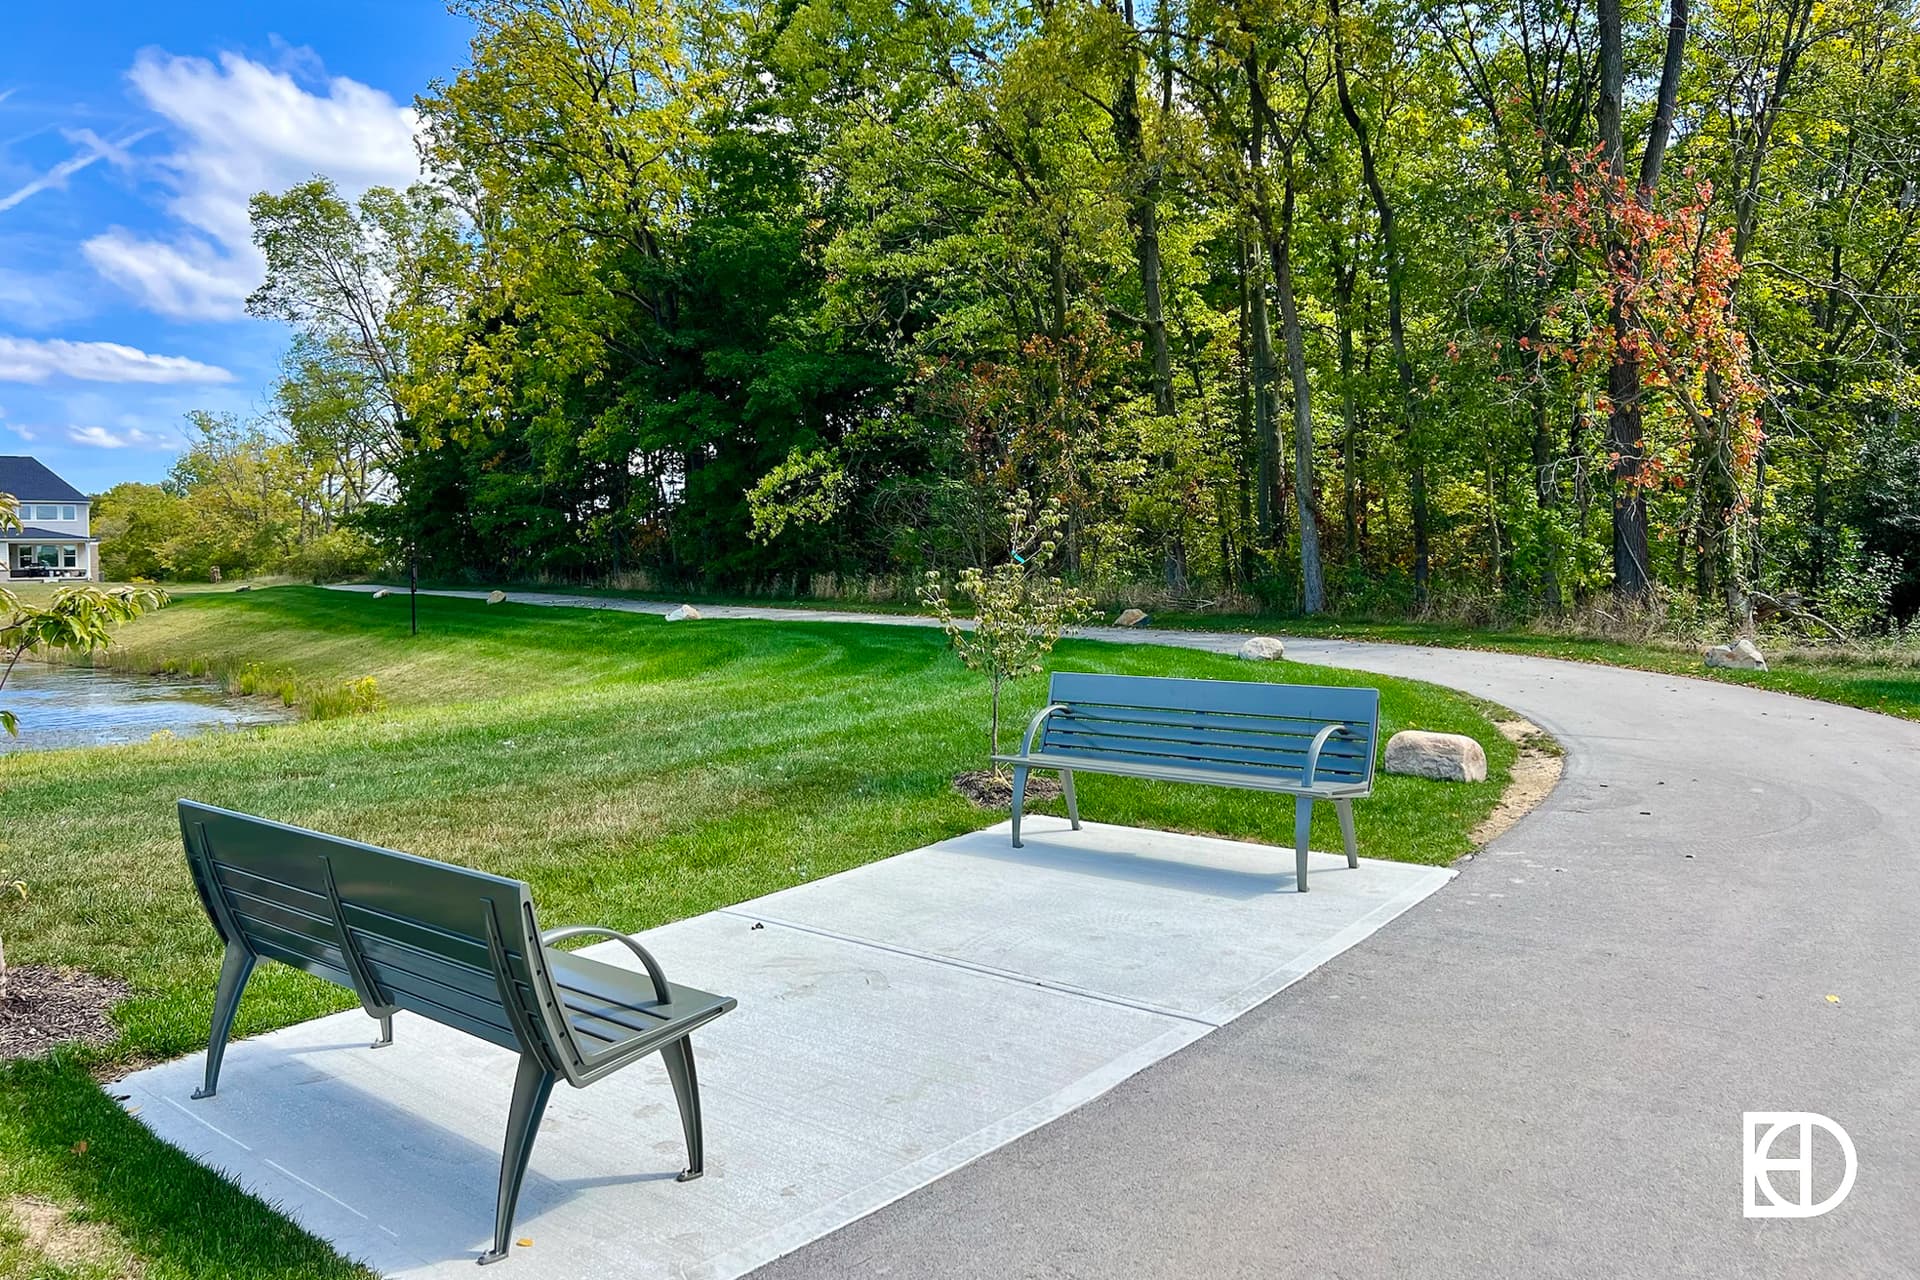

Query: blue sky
[[0, 1, 472, 494]]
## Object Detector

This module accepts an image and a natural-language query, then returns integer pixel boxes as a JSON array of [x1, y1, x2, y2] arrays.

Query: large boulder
[[1384, 730, 1488, 783], [665, 604, 702, 621], [1704, 637, 1768, 671], [1114, 608, 1148, 627], [1237, 636, 1286, 661], [486, 589, 507, 605]]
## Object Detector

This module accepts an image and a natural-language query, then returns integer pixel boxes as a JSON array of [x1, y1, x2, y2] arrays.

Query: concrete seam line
[[713, 908, 1220, 1028]]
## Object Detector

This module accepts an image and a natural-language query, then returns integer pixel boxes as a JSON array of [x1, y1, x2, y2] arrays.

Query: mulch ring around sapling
[[952, 769, 1063, 810], [0, 966, 128, 1061]]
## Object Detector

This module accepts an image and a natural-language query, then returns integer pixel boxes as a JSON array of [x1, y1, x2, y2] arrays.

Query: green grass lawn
[[0, 586, 1516, 1278], [447, 579, 1920, 723]]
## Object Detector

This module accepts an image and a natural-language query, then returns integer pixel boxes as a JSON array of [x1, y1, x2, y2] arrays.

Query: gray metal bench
[[994, 673, 1381, 891], [178, 800, 736, 1265]]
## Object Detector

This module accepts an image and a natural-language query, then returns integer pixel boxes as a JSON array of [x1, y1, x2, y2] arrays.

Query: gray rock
[[1114, 608, 1148, 627], [666, 604, 702, 621], [1237, 636, 1286, 661], [1704, 636, 1768, 671], [371, 588, 392, 600], [486, 590, 507, 605], [1384, 730, 1488, 783]]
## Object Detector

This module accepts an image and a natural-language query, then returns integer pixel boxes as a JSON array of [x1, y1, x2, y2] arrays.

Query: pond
[[0, 664, 297, 754]]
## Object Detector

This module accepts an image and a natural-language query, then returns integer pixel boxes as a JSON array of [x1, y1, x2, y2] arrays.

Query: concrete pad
[[116, 819, 1450, 1279]]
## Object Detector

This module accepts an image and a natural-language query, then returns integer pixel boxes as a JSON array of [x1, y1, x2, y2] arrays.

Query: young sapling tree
[[921, 493, 1093, 764]]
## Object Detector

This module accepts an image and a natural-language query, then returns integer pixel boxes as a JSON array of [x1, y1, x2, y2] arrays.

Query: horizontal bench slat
[[997, 750, 1369, 795], [1037, 731, 1368, 779], [1045, 723, 1370, 774], [248, 939, 355, 990], [211, 861, 329, 911], [1044, 717, 1374, 756], [339, 901, 496, 971], [1050, 672, 1379, 723], [229, 908, 349, 971], [362, 955, 517, 1031], [1056, 703, 1375, 740], [354, 932, 501, 1003]]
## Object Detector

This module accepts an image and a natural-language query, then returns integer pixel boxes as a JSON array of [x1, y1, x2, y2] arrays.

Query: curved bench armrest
[[1018, 703, 1074, 756], [542, 926, 671, 1003], [1302, 722, 1358, 788]]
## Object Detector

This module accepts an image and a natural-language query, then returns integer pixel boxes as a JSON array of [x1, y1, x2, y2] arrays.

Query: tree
[[920, 494, 1093, 760], [1597, 0, 1691, 598]]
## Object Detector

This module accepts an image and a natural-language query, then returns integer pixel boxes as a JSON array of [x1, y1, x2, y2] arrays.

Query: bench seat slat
[[1044, 727, 1370, 779], [996, 750, 1370, 795]]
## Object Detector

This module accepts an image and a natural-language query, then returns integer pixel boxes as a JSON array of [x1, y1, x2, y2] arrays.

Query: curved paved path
[[333, 587, 1920, 1276]]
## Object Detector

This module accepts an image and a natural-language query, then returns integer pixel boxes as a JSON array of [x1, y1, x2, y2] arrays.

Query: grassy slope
[[0, 587, 1514, 1278], [453, 581, 1920, 722]]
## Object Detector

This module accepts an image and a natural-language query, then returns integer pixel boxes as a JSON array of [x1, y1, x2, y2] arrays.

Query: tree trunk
[[1271, 173, 1326, 613], [1333, 243, 1361, 559], [1245, 55, 1283, 548], [1330, 0, 1424, 596], [1112, 0, 1175, 416]]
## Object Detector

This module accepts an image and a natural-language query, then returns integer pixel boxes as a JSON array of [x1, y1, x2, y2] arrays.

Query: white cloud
[[66, 424, 178, 449], [82, 49, 421, 320], [0, 128, 149, 214], [0, 336, 233, 384]]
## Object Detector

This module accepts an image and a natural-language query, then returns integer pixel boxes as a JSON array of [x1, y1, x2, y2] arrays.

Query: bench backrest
[[1042, 672, 1381, 789], [179, 800, 587, 1076]]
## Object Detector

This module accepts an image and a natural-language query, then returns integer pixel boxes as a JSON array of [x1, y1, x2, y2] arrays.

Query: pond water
[[0, 664, 296, 754]]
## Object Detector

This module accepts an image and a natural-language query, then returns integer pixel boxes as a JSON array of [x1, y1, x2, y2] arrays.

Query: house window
[[12, 545, 77, 570], [61, 505, 76, 521]]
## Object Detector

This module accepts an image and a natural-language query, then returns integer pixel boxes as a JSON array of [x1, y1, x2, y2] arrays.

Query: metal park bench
[[178, 800, 736, 1265], [995, 673, 1381, 891]]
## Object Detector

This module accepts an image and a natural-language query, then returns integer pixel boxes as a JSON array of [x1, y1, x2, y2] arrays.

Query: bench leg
[[1010, 766, 1029, 848], [660, 1037, 706, 1181], [480, 1055, 556, 1266], [1060, 770, 1080, 830], [1335, 797, 1358, 868], [1293, 795, 1314, 893], [191, 945, 256, 1100], [371, 1012, 394, 1049]]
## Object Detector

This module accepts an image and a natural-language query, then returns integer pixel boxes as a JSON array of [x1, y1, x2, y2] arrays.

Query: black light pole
[[409, 549, 419, 637]]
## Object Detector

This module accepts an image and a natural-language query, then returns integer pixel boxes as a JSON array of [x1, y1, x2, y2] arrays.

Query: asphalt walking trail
[[330, 585, 1920, 1278]]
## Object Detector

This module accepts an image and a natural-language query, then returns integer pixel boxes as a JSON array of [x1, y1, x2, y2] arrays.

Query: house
[[0, 456, 99, 581]]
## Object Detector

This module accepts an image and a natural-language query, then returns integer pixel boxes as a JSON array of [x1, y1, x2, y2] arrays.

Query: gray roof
[[0, 456, 87, 503], [6, 525, 97, 542]]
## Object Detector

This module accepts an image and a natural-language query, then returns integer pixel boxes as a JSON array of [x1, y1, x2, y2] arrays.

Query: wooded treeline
[[223, 0, 1920, 625]]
